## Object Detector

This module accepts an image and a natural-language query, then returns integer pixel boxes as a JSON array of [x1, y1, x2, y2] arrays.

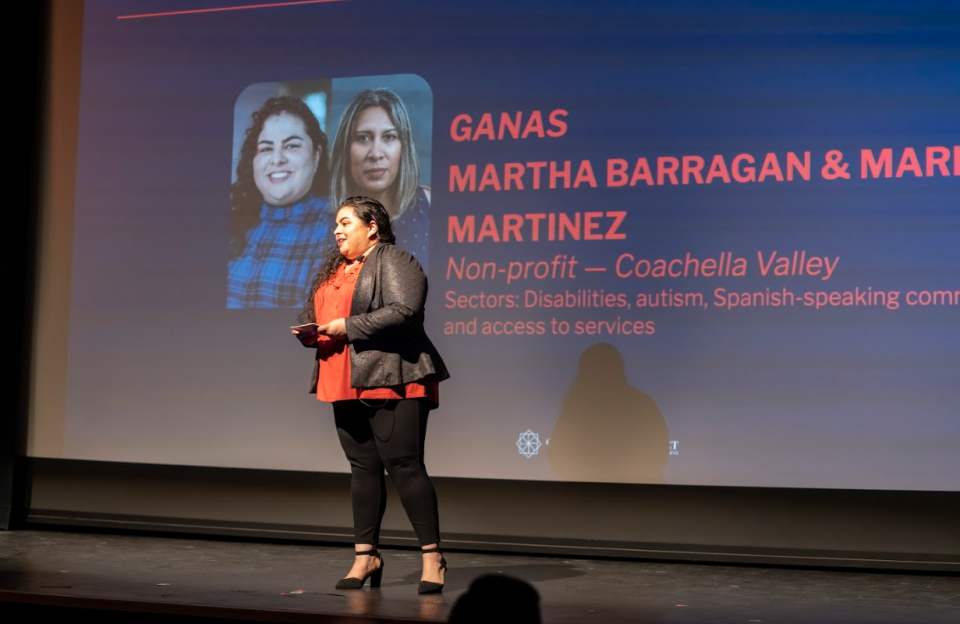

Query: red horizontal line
[[118, 0, 351, 20], [584, 267, 607, 272]]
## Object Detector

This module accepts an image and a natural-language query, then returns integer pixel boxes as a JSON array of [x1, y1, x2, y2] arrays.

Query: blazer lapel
[[352, 245, 380, 314]]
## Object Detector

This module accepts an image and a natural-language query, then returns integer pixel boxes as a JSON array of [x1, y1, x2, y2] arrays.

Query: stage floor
[[1, 529, 958, 623]]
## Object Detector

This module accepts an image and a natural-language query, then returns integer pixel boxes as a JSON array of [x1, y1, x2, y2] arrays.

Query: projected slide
[[59, 0, 959, 490]]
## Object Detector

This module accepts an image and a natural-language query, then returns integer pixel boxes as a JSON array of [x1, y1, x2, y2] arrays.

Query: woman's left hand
[[316, 318, 348, 338]]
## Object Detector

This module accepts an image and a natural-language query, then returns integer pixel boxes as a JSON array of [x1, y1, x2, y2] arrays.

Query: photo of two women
[[228, 74, 433, 309]]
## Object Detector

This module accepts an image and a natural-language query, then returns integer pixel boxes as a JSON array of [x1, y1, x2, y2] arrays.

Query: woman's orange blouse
[[313, 259, 439, 405]]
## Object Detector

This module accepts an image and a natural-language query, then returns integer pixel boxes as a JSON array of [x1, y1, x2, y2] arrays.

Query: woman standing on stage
[[292, 196, 449, 594]]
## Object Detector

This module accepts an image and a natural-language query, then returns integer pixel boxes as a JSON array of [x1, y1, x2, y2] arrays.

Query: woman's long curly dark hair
[[298, 196, 395, 323], [230, 95, 331, 259]]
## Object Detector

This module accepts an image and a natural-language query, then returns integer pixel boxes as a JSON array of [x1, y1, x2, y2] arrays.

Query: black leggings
[[333, 398, 440, 547]]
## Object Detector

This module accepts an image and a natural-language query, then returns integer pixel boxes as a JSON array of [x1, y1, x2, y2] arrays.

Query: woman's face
[[349, 106, 401, 198], [252, 112, 319, 206], [334, 206, 378, 260]]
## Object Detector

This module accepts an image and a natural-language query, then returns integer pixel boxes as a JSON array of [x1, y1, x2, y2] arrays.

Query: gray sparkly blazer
[[305, 243, 449, 394]]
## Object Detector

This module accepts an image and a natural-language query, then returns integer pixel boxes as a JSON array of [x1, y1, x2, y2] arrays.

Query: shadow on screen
[[547, 342, 669, 484]]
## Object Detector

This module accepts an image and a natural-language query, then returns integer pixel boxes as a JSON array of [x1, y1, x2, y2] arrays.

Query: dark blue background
[[64, 0, 959, 489]]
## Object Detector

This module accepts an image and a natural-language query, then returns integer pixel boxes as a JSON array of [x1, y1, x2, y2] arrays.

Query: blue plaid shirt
[[227, 195, 331, 308]]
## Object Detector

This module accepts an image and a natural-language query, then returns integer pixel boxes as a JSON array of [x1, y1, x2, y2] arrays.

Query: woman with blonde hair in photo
[[329, 89, 431, 269]]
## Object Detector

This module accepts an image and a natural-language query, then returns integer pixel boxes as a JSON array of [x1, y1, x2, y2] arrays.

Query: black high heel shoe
[[335, 549, 384, 590], [417, 546, 447, 594]]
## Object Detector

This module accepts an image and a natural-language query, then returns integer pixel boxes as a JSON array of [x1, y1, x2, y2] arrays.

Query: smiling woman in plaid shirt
[[228, 96, 332, 308]]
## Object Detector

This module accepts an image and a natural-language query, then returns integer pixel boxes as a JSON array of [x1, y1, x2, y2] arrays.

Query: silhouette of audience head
[[447, 573, 541, 624]]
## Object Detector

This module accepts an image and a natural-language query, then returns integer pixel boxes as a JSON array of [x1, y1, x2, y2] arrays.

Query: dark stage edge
[[1, 530, 958, 624]]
